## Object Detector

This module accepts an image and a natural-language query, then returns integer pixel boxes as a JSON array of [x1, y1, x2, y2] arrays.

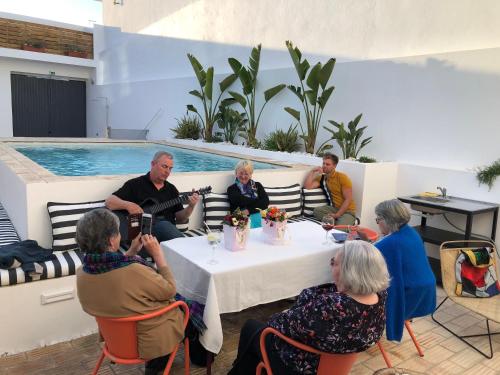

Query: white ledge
[[0, 47, 97, 68]]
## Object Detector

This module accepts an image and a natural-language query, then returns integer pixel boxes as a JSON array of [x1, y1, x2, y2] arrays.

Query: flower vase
[[223, 224, 249, 251], [262, 220, 288, 245]]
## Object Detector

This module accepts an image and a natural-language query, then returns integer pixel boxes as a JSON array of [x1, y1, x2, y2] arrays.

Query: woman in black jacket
[[227, 160, 269, 228]]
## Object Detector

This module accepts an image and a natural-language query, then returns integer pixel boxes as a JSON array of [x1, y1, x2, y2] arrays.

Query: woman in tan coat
[[75, 208, 184, 375]]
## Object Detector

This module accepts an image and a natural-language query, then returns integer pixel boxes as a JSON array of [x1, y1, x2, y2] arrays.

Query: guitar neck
[[150, 194, 189, 215]]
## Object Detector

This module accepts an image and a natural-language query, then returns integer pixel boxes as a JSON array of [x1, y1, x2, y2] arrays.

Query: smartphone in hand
[[141, 213, 153, 235]]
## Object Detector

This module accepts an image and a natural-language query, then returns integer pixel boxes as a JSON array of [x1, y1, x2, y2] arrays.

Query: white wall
[[102, 0, 500, 62], [0, 57, 95, 137], [90, 25, 500, 171]]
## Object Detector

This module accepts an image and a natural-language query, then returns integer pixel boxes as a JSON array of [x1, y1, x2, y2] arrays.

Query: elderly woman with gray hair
[[229, 241, 389, 375], [374, 199, 436, 342], [227, 160, 269, 228], [75, 208, 196, 375]]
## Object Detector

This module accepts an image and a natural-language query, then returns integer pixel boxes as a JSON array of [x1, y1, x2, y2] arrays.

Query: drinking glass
[[207, 231, 221, 265], [321, 216, 335, 245]]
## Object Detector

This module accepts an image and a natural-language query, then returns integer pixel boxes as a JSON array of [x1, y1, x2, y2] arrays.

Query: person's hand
[[188, 191, 200, 208], [127, 233, 144, 255], [312, 166, 323, 175], [141, 234, 161, 256], [127, 202, 144, 215], [357, 229, 371, 242], [142, 234, 168, 268]]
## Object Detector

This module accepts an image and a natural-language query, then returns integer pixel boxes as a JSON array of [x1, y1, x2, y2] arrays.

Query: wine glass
[[321, 216, 335, 245], [207, 231, 221, 265]]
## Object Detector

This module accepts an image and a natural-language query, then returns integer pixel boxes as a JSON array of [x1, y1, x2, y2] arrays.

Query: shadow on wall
[[91, 28, 500, 170]]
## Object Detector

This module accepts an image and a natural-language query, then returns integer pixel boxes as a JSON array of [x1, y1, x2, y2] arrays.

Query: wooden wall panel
[[0, 17, 93, 59]]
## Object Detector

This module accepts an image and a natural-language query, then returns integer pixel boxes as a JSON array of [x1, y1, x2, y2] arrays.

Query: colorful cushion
[[264, 184, 302, 218], [302, 188, 329, 216], [47, 201, 106, 252]]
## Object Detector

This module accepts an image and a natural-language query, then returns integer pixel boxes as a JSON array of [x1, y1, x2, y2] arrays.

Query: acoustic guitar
[[116, 186, 212, 241]]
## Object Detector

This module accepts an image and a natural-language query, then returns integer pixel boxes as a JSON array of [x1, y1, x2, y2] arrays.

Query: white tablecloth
[[161, 221, 342, 353]]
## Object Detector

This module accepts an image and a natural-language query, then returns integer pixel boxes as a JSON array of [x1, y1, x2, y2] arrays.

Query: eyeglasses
[[375, 217, 384, 224]]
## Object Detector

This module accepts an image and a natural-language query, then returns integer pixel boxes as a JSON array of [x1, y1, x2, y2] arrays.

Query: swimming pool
[[12, 143, 283, 176]]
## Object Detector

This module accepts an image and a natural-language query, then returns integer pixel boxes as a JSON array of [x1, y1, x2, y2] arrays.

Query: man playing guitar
[[105, 151, 200, 242]]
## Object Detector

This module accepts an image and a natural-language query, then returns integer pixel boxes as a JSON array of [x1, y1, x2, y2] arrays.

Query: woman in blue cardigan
[[374, 199, 436, 341]]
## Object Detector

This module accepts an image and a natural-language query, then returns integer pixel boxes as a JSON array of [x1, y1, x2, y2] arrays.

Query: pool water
[[13, 143, 282, 176]]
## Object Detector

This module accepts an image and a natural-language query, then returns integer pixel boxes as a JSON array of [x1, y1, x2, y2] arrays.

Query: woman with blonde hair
[[227, 160, 269, 228]]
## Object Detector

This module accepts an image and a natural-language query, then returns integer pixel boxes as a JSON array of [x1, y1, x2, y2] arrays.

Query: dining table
[[160, 220, 343, 354]]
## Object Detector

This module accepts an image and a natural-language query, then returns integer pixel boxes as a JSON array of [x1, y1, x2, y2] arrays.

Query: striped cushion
[[47, 201, 106, 252], [176, 195, 191, 233], [203, 193, 230, 231], [0, 250, 83, 287], [0, 203, 20, 247], [287, 216, 322, 225], [302, 188, 329, 216], [264, 184, 302, 218], [183, 228, 206, 237]]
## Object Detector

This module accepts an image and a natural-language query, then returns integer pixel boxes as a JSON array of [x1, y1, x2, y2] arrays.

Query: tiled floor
[[2, 287, 500, 375]]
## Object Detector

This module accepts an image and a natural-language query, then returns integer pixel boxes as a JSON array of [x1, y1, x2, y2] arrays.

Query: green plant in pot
[[171, 115, 202, 140], [227, 44, 286, 147], [476, 159, 500, 190], [186, 54, 238, 142], [318, 113, 372, 158], [64, 44, 87, 57], [284, 41, 336, 154], [357, 155, 377, 163], [23, 39, 46, 52], [264, 124, 301, 153]]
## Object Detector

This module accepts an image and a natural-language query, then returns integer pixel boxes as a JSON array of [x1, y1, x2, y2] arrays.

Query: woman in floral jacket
[[229, 240, 389, 375]]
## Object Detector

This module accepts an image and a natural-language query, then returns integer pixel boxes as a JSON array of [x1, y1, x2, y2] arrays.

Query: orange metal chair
[[332, 225, 379, 242], [255, 327, 358, 375], [92, 301, 190, 375]]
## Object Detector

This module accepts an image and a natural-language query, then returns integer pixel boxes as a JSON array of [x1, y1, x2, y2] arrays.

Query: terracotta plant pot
[[65, 50, 88, 58], [22, 45, 46, 53]]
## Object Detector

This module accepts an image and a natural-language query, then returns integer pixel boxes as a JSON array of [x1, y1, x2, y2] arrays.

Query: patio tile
[[461, 363, 499, 375], [350, 363, 375, 375], [414, 330, 447, 349], [1, 293, 500, 375], [394, 356, 433, 373], [417, 344, 454, 364], [448, 349, 485, 369], [426, 361, 467, 375]]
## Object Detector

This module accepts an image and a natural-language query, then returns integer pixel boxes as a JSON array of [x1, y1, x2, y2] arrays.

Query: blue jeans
[[153, 220, 184, 242]]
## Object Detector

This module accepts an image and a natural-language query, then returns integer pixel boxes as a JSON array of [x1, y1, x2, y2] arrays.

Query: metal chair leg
[[432, 296, 500, 359], [405, 320, 424, 357], [377, 341, 392, 368]]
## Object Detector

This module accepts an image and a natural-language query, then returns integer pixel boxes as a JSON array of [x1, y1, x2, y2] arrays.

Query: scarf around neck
[[83, 251, 153, 274], [235, 178, 258, 199]]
